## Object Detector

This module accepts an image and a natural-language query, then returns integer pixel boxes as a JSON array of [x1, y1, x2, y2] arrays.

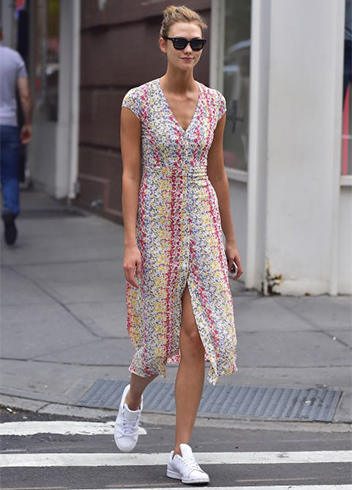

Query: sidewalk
[[1, 189, 351, 425]]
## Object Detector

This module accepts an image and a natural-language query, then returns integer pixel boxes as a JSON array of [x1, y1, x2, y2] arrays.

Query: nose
[[184, 43, 193, 54]]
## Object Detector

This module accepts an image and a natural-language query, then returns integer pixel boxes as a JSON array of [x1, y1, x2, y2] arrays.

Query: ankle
[[125, 391, 142, 411], [173, 443, 189, 457]]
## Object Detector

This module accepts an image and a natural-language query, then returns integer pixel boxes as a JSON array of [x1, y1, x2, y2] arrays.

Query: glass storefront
[[222, 0, 251, 171], [33, 0, 60, 122], [342, 0, 352, 175]]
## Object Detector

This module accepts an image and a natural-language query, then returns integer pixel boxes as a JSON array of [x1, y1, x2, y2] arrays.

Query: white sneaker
[[167, 443, 210, 485], [114, 384, 143, 452]]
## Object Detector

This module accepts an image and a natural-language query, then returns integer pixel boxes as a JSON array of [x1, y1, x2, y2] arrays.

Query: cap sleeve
[[16, 53, 28, 78], [122, 87, 142, 120], [217, 91, 227, 121]]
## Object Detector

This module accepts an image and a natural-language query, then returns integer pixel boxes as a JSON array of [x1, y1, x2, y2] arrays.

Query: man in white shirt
[[0, 24, 32, 245]]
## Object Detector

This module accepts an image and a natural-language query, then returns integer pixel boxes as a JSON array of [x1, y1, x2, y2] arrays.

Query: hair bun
[[160, 5, 207, 38]]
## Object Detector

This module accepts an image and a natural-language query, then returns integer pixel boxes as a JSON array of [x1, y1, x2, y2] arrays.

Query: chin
[[179, 61, 197, 70]]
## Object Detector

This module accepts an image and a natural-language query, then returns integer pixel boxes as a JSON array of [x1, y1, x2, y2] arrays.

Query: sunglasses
[[163, 36, 207, 51]]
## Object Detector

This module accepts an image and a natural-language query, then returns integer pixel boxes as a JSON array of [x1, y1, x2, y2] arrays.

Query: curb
[[1, 394, 351, 433]]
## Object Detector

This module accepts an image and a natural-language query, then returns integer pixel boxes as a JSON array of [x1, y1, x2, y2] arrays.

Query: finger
[[233, 268, 243, 281], [227, 256, 235, 272], [225, 252, 232, 270], [128, 279, 139, 289], [136, 261, 141, 278], [124, 267, 139, 289], [21, 133, 29, 144], [127, 274, 139, 288]]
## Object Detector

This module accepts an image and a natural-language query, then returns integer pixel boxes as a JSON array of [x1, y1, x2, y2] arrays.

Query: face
[[159, 22, 204, 72]]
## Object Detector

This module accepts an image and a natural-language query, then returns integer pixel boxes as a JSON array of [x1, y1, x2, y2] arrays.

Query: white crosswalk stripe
[[1, 450, 351, 468], [0, 420, 147, 436], [74, 487, 352, 490], [1, 421, 350, 489]]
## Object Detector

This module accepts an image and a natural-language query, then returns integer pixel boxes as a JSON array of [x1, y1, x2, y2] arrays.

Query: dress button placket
[[182, 136, 191, 275]]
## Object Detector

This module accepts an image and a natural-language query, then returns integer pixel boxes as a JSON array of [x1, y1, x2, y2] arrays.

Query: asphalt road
[[0, 408, 351, 489]]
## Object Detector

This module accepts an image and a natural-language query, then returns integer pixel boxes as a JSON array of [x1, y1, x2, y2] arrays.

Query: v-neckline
[[157, 78, 201, 134]]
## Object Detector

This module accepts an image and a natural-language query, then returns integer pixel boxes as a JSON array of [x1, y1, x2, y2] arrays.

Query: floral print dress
[[122, 78, 237, 386]]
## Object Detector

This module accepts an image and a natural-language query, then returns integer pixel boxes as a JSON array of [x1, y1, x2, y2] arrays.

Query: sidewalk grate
[[77, 380, 342, 422]]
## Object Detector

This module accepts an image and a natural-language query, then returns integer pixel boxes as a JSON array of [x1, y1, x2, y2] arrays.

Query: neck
[[161, 65, 196, 94]]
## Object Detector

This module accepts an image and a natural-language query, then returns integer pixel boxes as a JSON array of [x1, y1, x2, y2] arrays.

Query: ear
[[159, 36, 167, 54]]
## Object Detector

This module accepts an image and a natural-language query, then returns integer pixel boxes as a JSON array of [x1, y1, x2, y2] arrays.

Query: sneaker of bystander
[[2, 211, 17, 245]]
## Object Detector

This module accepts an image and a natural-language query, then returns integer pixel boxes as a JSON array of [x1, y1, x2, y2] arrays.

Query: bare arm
[[120, 106, 142, 288], [207, 114, 243, 280], [17, 77, 32, 144]]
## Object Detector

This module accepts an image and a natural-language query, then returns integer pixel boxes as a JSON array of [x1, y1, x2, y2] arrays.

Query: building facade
[[2, 0, 351, 295]]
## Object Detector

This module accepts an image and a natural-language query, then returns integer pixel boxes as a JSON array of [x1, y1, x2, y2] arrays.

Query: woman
[[114, 5, 243, 485]]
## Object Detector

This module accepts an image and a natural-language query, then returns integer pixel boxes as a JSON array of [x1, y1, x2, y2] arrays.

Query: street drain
[[77, 380, 342, 422]]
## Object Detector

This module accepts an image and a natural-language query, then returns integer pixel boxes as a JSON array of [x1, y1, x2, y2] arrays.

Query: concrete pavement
[[0, 189, 351, 425]]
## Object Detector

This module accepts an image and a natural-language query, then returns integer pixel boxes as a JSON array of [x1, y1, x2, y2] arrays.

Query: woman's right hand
[[123, 245, 142, 288]]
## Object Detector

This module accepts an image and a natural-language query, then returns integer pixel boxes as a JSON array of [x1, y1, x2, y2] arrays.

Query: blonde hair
[[160, 5, 208, 38]]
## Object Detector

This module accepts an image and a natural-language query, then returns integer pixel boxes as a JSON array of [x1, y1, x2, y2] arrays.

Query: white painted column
[[264, 0, 345, 295], [209, 0, 225, 91], [245, 0, 271, 292], [56, 0, 80, 200], [68, 0, 81, 201], [329, 2, 348, 295]]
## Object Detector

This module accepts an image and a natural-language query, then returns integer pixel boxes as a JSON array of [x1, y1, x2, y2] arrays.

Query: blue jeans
[[0, 125, 20, 217]]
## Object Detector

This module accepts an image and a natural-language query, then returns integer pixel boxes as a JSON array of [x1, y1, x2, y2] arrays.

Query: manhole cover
[[77, 380, 342, 422]]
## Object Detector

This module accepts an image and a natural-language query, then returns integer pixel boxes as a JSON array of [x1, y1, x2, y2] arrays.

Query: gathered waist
[[142, 165, 208, 180]]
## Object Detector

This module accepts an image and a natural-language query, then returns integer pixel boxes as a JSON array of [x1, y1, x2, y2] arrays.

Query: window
[[33, 0, 60, 122], [342, 0, 352, 175], [222, 0, 251, 171]]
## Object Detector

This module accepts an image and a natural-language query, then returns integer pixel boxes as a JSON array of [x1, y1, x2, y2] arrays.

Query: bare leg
[[174, 284, 205, 456], [125, 373, 158, 411]]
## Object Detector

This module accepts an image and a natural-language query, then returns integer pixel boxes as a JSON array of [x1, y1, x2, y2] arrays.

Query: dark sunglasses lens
[[173, 38, 188, 50], [190, 39, 205, 51]]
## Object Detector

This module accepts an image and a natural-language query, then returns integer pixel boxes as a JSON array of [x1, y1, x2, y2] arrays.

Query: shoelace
[[122, 416, 139, 436], [180, 456, 204, 474]]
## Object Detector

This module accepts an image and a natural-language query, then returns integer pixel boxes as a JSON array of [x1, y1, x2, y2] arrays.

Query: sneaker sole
[[167, 468, 209, 484]]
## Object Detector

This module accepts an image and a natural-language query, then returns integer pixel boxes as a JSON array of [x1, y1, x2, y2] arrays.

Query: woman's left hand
[[225, 243, 243, 281]]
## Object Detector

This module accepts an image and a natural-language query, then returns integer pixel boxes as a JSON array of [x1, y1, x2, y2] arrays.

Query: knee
[[181, 325, 204, 360]]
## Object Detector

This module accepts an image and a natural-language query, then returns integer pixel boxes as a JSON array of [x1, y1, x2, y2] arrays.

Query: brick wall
[[77, 0, 211, 222]]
